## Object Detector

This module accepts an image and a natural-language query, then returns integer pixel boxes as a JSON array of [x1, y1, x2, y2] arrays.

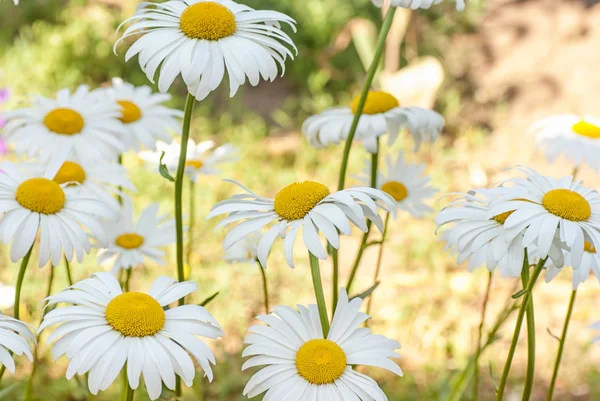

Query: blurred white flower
[[222, 232, 261, 264], [546, 242, 600, 290], [372, 0, 465, 11], [0, 283, 15, 309], [0, 313, 35, 374]]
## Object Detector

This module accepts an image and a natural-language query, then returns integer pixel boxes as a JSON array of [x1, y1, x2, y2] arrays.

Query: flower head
[[222, 231, 261, 264], [0, 314, 35, 374], [546, 241, 600, 290], [372, 0, 465, 11]]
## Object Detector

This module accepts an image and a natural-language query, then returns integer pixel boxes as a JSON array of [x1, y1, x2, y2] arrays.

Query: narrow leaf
[[512, 288, 528, 299], [351, 282, 380, 300], [200, 291, 220, 307], [159, 151, 175, 182]]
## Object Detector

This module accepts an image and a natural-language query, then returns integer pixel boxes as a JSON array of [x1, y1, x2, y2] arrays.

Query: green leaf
[[0, 383, 21, 400], [350, 282, 380, 300], [512, 288, 528, 299], [489, 362, 499, 393], [159, 151, 175, 182], [200, 291, 220, 307]]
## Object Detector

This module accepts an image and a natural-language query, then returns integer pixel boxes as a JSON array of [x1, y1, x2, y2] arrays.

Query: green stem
[[545, 290, 577, 401], [257, 262, 269, 314], [124, 268, 132, 292], [125, 384, 135, 401], [496, 257, 547, 401], [365, 212, 390, 320], [187, 178, 196, 275], [331, 245, 339, 313], [64, 256, 73, 287], [521, 257, 536, 401], [472, 271, 493, 401], [309, 253, 330, 336], [117, 154, 124, 205]]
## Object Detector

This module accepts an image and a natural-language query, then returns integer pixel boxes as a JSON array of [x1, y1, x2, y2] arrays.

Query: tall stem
[[521, 258, 536, 401], [496, 257, 547, 401], [124, 268, 132, 292], [472, 271, 493, 401], [257, 262, 270, 314], [545, 290, 577, 401], [309, 253, 330, 336], [64, 256, 74, 286], [366, 212, 390, 320], [187, 178, 196, 274]]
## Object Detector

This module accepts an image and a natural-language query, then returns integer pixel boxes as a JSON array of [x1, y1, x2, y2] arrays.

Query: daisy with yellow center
[[302, 90, 445, 154], [546, 240, 600, 289], [356, 152, 438, 218], [0, 313, 35, 375], [39, 273, 224, 400], [207, 180, 395, 268], [102, 78, 183, 151], [96, 197, 176, 273], [2, 86, 125, 162], [532, 114, 600, 171], [487, 166, 600, 271], [139, 139, 239, 182], [372, 0, 465, 11], [242, 288, 402, 400], [115, 0, 297, 101], [0, 160, 116, 267], [436, 187, 565, 277]]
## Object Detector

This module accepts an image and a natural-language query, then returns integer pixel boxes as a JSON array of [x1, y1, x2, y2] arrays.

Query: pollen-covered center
[[105, 292, 165, 337], [117, 100, 142, 123], [542, 189, 591, 222], [274, 181, 331, 221], [351, 91, 400, 115], [296, 339, 347, 385], [572, 120, 600, 139], [43, 108, 85, 135], [16, 178, 66, 214], [180, 2, 237, 40], [53, 161, 86, 185], [381, 181, 408, 202], [493, 210, 514, 225], [584, 241, 597, 253], [185, 159, 204, 169], [115, 233, 145, 250]]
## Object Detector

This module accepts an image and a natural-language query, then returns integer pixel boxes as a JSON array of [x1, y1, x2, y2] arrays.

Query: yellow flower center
[[179, 2, 237, 40], [105, 292, 165, 337], [117, 100, 142, 124], [584, 241, 597, 253], [274, 181, 331, 221], [16, 178, 66, 214], [53, 161, 87, 186], [296, 339, 347, 385], [541, 189, 591, 222], [493, 210, 514, 225], [185, 159, 204, 169], [115, 233, 145, 249], [351, 91, 400, 115], [381, 181, 408, 202], [572, 120, 600, 139], [43, 108, 85, 135]]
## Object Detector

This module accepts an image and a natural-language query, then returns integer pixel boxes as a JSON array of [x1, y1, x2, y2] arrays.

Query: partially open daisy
[[2, 85, 125, 162], [533, 114, 600, 171], [0, 313, 35, 374], [207, 180, 395, 268], [103, 78, 183, 151], [39, 273, 223, 400], [242, 288, 402, 400], [96, 198, 176, 273], [372, 0, 465, 10], [0, 160, 116, 267], [116, 0, 297, 101], [487, 166, 600, 271], [356, 152, 437, 218], [546, 241, 600, 289], [222, 231, 261, 264], [139, 140, 239, 182], [302, 91, 445, 153]]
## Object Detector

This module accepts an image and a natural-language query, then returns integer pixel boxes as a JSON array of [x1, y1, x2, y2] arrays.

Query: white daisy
[[372, 0, 465, 11], [139, 139, 239, 182], [96, 197, 176, 274], [533, 114, 600, 171], [0, 283, 16, 309], [39, 273, 224, 400], [222, 231, 261, 264], [116, 0, 297, 101], [0, 313, 35, 374], [356, 152, 437, 218], [103, 78, 183, 151], [487, 166, 600, 271], [436, 187, 565, 277], [302, 91, 445, 153], [207, 180, 395, 268], [242, 288, 402, 400], [0, 159, 115, 267], [545, 241, 600, 290], [2, 85, 125, 162]]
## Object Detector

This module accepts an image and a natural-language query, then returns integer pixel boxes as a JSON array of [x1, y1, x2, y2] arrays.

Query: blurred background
[[1, 0, 600, 400]]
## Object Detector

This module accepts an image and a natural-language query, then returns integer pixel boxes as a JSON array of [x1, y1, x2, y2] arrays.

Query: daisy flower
[[302, 90, 445, 153], [0, 313, 35, 374], [103, 78, 183, 151], [116, 0, 297, 101], [139, 140, 239, 182], [546, 241, 600, 289], [356, 152, 437, 218], [533, 114, 600, 171], [487, 166, 600, 271], [436, 187, 565, 277], [39, 273, 224, 400], [242, 288, 402, 400], [96, 198, 176, 274], [222, 231, 261, 264], [0, 283, 16, 309], [207, 180, 395, 268], [2, 85, 125, 162], [0, 159, 116, 267], [372, 0, 465, 11]]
